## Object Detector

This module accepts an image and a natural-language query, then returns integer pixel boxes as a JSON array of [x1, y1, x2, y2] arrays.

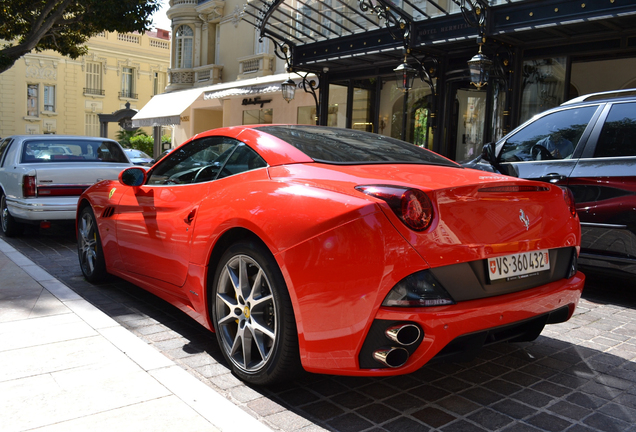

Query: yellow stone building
[[0, 30, 171, 140]]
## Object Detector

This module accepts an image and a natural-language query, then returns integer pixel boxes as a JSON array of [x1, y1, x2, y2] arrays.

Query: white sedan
[[0, 135, 132, 236]]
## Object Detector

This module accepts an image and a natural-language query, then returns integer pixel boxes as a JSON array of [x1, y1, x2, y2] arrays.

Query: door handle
[[184, 208, 196, 224], [540, 173, 567, 183]]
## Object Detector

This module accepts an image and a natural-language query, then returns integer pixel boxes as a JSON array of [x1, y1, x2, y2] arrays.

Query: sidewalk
[[0, 238, 273, 432]]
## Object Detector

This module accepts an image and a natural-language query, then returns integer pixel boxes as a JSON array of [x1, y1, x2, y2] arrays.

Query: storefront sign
[[242, 97, 272, 108]]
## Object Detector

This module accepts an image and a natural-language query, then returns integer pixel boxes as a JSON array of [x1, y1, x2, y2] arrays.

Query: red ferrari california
[[76, 125, 585, 385]]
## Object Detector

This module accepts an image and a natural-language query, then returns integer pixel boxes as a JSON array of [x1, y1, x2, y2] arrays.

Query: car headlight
[[382, 270, 455, 307]]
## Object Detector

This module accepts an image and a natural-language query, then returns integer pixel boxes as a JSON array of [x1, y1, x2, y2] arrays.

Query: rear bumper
[[7, 196, 78, 222], [304, 272, 585, 376]]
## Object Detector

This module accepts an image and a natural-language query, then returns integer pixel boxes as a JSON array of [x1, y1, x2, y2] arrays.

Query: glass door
[[453, 87, 487, 162]]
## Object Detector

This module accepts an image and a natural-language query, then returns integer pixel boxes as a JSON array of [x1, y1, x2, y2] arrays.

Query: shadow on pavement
[[2, 224, 636, 432]]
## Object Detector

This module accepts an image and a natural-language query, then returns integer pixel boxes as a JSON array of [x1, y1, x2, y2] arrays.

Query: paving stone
[[355, 403, 401, 424], [467, 407, 514, 430], [411, 406, 457, 428], [548, 400, 592, 420], [302, 401, 345, 422], [492, 398, 538, 419], [583, 412, 631, 432], [325, 413, 373, 432], [525, 412, 572, 432], [383, 417, 432, 432]]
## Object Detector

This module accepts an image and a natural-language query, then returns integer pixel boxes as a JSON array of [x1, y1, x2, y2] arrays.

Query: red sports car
[[76, 125, 585, 385]]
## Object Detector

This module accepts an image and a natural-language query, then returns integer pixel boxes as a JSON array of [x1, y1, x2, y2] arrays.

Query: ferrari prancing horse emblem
[[519, 209, 530, 230]]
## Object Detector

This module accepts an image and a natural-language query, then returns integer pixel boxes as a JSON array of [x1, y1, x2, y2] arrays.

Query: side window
[[594, 102, 636, 157], [500, 106, 598, 162], [147, 137, 239, 185], [0, 138, 13, 167], [217, 144, 267, 180]]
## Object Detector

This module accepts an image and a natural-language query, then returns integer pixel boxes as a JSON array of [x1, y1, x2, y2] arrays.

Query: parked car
[[77, 125, 584, 385], [124, 148, 153, 166], [464, 88, 636, 276], [0, 135, 132, 236]]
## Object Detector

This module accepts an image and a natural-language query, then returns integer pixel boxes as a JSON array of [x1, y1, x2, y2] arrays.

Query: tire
[[211, 240, 302, 385], [77, 206, 107, 283], [1, 192, 24, 237]]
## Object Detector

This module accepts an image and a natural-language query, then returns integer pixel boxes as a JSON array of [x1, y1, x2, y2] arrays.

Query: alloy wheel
[[215, 254, 277, 374]]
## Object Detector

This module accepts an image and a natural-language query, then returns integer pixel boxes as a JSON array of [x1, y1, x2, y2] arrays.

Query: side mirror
[[119, 167, 147, 187], [481, 142, 497, 164]]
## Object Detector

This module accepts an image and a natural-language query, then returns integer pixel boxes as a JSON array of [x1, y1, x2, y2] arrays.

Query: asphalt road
[[3, 223, 636, 432]]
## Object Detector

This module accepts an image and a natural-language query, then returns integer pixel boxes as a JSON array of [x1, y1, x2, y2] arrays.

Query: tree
[[0, 0, 160, 74]]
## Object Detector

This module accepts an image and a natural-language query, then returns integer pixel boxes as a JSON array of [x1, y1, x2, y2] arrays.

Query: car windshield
[[255, 125, 459, 167], [21, 139, 128, 163]]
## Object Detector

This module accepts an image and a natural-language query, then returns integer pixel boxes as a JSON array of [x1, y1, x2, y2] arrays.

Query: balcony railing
[[83, 88, 105, 96], [237, 54, 275, 80], [168, 64, 223, 88], [118, 91, 138, 99]]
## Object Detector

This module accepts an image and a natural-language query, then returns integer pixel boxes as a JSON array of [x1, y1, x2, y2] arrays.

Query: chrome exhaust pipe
[[385, 324, 421, 346], [373, 347, 409, 368]]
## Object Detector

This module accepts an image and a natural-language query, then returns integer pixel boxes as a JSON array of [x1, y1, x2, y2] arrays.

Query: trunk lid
[[269, 163, 580, 268]]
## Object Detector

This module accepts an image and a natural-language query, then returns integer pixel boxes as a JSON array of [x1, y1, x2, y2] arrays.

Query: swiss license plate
[[488, 250, 550, 281]]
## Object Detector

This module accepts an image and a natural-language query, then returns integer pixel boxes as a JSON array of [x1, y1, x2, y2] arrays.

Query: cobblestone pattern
[[3, 224, 636, 432]]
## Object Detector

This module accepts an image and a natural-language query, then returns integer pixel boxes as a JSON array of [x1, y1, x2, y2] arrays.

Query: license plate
[[488, 250, 550, 281]]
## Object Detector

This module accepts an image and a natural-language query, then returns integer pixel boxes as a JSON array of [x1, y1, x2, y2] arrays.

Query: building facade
[[134, 0, 636, 162], [0, 30, 170, 140]]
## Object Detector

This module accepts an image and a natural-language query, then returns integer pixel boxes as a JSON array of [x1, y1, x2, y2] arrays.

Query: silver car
[[0, 135, 132, 236]]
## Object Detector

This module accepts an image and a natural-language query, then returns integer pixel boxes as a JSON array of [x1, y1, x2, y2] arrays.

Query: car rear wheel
[[77, 206, 107, 282], [211, 240, 301, 385], [1, 193, 24, 237]]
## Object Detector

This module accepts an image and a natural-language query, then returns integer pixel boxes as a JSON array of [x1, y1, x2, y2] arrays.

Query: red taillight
[[356, 185, 434, 231], [22, 175, 36, 197], [561, 186, 577, 217]]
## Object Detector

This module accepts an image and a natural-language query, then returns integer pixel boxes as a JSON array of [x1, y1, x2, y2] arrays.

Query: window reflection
[[520, 58, 567, 123]]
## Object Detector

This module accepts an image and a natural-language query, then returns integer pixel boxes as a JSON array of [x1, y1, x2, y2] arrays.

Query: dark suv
[[465, 88, 636, 276]]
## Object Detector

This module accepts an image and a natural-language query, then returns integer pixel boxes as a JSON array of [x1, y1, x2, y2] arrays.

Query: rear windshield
[[255, 125, 459, 167], [21, 139, 128, 163]]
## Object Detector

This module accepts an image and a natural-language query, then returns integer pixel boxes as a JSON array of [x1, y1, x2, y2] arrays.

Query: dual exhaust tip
[[373, 324, 421, 368]]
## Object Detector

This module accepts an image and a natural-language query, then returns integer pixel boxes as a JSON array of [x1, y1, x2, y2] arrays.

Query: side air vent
[[102, 207, 116, 218]]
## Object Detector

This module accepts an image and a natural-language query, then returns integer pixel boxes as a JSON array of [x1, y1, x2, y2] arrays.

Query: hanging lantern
[[394, 60, 418, 91], [281, 78, 297, 102], [468, 45, 492, 90]]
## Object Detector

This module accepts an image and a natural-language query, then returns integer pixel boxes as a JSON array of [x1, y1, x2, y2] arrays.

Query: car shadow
[[2, 226, 636, 431]]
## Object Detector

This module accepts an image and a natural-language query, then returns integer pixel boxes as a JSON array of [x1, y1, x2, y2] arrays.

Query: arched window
[[175, 25, 193, 69]]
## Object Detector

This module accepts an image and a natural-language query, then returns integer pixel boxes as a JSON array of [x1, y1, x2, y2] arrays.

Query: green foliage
[[0, 0, 160, 73], [115, 128, 148, 147], [129, 135, 154, 156]]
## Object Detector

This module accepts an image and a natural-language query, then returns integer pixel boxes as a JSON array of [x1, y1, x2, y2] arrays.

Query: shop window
[[27, 84, 38, 117], [520, 57, 567, 123], [176, 25, 194, 69], [243, 109, 273, 125], [329, 84, 348, 128]]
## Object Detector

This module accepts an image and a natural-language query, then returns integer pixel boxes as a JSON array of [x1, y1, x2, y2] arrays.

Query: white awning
[[204, 84, 281, 100], [132, 88, 204, 127]]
